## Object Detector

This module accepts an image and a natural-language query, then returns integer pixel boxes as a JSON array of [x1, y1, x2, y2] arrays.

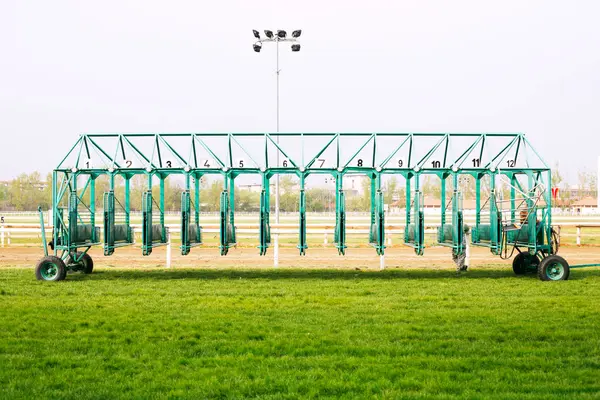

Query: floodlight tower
[[253, 29, 302, 267]]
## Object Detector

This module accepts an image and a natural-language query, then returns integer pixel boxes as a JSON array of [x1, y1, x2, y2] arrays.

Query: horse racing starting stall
[[35, 132, 597, 281]]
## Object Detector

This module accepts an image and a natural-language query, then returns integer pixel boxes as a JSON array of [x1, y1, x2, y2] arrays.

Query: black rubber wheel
[[512, 252, 538, 275], [537, 255, 570, 281], [35, 256, 67, 281], [69, 252, 94, 274], [79, 253, 94, 274]]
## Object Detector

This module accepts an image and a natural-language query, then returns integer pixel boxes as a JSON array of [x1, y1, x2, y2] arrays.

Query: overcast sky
[[2, 0, 599, 182]]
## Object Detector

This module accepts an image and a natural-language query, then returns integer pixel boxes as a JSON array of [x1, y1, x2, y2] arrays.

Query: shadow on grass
[[62, 267, 600, 282]]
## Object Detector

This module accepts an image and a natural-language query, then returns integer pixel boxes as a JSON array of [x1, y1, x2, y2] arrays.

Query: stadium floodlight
[[264, 30, 274, 38], [253, 42, 262, 52], [292, 30, 301, 38], [291, 44, 300, 52], [253, 29, 260, 39], [277, 30, 287, 38]]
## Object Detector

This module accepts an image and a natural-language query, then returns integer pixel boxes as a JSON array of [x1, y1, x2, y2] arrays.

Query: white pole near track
[[379, 254, 385, 271], [465, 230, 471, 270], [253, 29, 302, 268], [166, 229, 172, 268], [274, 38, 280, 269]]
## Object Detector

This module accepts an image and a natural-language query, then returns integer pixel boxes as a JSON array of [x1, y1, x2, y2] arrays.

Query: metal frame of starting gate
[[35, 132, 599, 281]]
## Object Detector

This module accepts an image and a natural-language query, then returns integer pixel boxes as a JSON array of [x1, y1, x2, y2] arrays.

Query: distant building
[[238, 183, 267, 193], [237, 182, 299, 194], [342, 175, 366, 197], [571, 196, 598, 214]]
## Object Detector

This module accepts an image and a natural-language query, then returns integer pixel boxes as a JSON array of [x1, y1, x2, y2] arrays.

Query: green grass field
[[2, 267, 600, 399]]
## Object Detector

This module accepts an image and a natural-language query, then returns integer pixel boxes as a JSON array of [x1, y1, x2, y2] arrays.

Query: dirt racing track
[[2, 244, 599, 272]]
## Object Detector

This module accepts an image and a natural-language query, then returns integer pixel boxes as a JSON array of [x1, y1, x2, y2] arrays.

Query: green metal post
[[142, 173, 153, 256], [510, 175, 516, 224], [527, 172, 536, 252], [182, 174, 191, 255], [369, 175, 376, 243], [125, 177, 131, 229], [334, 173, 346, 255], [475, 176, 481, 227], [90, 177, 96, 242], [265, 174, 271, 246], [103, 174, 114, 256], [194, 175, 201, 243], [259, 173, 270, 255], [298, 173, 307, 255], [489, 172, 500, 255], [405, 173, 411, 244], [142, 190, 152, 256], [103, 190, 114, 256], [452, 173, 463, 255], [68, 173, 78, 253], [414, 173, 424, 255], [441, 175, 447, 226], [160, 176, 165, 242], [229, 174, 236, 244], [374, 173, 385, 255], [219, 187, 228, 256], [473, 175, 481, 244]]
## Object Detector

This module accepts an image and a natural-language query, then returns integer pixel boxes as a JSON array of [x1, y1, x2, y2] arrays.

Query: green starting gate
[[35, 132, 593, 281]]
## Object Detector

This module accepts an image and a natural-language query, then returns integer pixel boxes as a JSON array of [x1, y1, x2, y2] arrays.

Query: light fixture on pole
[[252, 28, 302, 267]]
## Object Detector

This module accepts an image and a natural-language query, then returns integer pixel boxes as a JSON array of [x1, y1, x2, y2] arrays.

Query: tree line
[[1, 168, 596, 212], [0, 173, 394, 212]]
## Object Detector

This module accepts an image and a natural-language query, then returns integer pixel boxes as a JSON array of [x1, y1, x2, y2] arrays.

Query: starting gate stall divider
[[103, 174, 134, 256], [333, 172, 347, 255], [258, 173, 271, 256], [404, 172, 425, 255], [368, 173, 386, 256], [437, 173, 466, 268], [35, 132, 600, 281], [471, 172, 502, 255], [142, 173, 168, 256], [219, 173, 237, 256], [297, 172, 307, 255], [180, 172, 203, 255]]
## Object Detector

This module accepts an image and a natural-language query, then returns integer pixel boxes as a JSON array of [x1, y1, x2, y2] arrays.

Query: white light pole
[[253, 29, 302, 267]]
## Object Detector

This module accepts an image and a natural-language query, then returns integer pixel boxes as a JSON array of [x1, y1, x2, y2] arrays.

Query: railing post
[[465, 229, 471, 269], [577, 226, 581, 246], [166, 228, 172, 268]]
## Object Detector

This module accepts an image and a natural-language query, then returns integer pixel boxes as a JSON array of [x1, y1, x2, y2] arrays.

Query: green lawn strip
[[1, 268, 600, 399]]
